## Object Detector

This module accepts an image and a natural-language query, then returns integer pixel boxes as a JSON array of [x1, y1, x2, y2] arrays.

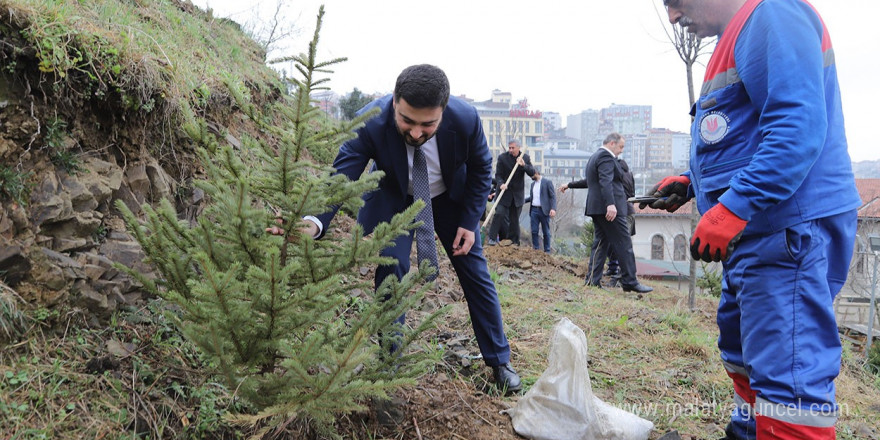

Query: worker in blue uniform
[[647, 0, 861, 438]]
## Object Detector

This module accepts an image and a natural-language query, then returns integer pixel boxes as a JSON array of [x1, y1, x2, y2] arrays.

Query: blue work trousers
[[717, 210, 856, 439]]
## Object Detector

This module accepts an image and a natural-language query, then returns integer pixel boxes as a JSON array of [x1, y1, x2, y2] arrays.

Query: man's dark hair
[[394, 64, 450, 109]]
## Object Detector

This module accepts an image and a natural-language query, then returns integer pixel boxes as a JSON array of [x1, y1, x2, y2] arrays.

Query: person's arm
[[494, 154, 508, 191], [596, 153, 618, 221], [718, 1, 829, 221], [310, 126, 376, 238], [450, 111, 493, 256], [461, 116, 492, 232], [522, 153, 536, 177], [547, 180, 557, 212], [564, 178, 589, 190]]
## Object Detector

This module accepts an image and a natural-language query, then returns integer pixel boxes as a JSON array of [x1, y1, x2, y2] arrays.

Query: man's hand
[[516, 156, 525, 167], [690, 203, 747, 262], [500, 183, 508, 191], [452, 227, 475, 256], [641, 175, 691, 212], [558, 183, 569, 193], [549, 209, 556, 218], [605, 204, 617, 222], [266, 218, 319, 239]]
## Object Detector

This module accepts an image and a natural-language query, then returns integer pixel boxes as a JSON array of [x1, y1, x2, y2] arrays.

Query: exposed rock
[[77, 252, 120, 280], [32, 262, 68, 292], [100, 239, 152, 276], [31, 192, 73, 227], [145, 159, 175, 202], [0, 244, 31, 286], [82, 264, 107, 281], [73, 279, 109, 316]]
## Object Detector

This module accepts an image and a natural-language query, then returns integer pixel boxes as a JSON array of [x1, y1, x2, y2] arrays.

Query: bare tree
[[654, 5, 715, 310], [243, 1, 303, 61]]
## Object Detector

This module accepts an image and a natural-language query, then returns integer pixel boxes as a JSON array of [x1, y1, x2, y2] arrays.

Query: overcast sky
[[194, 0, 880, 162]]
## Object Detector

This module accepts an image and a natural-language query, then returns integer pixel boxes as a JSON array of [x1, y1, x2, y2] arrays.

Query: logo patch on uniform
[[700, 111, 730, 144]]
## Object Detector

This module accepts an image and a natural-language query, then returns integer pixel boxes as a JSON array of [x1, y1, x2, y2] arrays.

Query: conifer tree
[[117, 7, 442, 437]]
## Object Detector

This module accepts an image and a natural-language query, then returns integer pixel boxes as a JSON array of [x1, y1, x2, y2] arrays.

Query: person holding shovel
[[487, 139, 535, 246]]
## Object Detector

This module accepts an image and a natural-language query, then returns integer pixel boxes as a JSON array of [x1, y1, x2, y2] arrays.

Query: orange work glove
[[690, 203, 748, 262]]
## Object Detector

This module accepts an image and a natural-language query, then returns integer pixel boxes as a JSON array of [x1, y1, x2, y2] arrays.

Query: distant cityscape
[[313, 88, 880, 192]]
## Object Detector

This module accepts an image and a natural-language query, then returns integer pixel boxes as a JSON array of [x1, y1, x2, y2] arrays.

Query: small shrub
[[0, 165, 33, 206], [697, 263, 722, 297], [0, 282, 28, 344], [44, 117, 85, 174], [867, 340, 880, 377]]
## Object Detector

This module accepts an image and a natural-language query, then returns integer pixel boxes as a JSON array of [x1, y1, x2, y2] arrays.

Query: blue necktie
[[412, 146, 439, 281]]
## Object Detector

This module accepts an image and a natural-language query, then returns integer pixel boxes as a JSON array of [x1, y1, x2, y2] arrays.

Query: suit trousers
[[587, 214, 638, 287], [489, 201, 522, 244], [596, 214, 635, 273], [530, 206, 551, 252], [375, 192, 511, 367]]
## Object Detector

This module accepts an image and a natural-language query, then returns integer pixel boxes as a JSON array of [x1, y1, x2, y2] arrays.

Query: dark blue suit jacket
[[317, 95, 492, 237], [525, 177, 557, 216]]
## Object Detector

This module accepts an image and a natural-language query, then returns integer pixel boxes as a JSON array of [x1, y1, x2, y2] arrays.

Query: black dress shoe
[[604, 267, 621, 277], [492, 364, 522, 394], [622, 283, 653, 293]]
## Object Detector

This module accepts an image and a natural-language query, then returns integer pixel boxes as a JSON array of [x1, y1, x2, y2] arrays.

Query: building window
[[651, 235, 665, 260], [673, 235, 687, 261]]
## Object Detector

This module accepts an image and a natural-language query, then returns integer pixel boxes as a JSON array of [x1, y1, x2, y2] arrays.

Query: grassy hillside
[[2, 246, 879, 438], [1, 0, 280, 115]]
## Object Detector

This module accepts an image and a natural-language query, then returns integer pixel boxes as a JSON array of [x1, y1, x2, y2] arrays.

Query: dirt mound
[[340, 373, 519, 440], [330, 244, 589, 440], [484, 242, 583, 278]]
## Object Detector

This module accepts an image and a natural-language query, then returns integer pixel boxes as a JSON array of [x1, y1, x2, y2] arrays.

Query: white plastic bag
[[505, 318, 653, 440]]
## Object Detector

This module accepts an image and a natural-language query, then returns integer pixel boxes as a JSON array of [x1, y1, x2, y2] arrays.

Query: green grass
[[0, 302, 252, 439], [3, 0, 283, 130], [483, 256, 880, 438], [0, 164, 33, 206]]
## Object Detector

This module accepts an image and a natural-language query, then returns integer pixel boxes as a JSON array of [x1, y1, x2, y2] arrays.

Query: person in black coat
[[487, 139, 534, 245], [605, 156, 636, 277], [559, 133, 651, 293]]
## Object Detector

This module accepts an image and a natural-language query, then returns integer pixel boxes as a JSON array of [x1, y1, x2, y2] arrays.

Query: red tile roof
[[857, 178, 880, 218]]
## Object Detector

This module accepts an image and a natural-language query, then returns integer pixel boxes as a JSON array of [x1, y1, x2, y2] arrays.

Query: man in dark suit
[[560, 133, 651, 293], [604, 157, 636, 278], [487, 139, 535, 245], [525, 169, 556, 253], [295, 64, 521, 393]]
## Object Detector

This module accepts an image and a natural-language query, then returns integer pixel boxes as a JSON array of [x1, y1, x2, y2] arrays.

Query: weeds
[[43, 116, 85, 174], [0, 164, 33, 206], [867, 342, 880, 377], [0, 304, 251, 438], [697, 262, 722, 297], [0, 282, 28, 343]]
